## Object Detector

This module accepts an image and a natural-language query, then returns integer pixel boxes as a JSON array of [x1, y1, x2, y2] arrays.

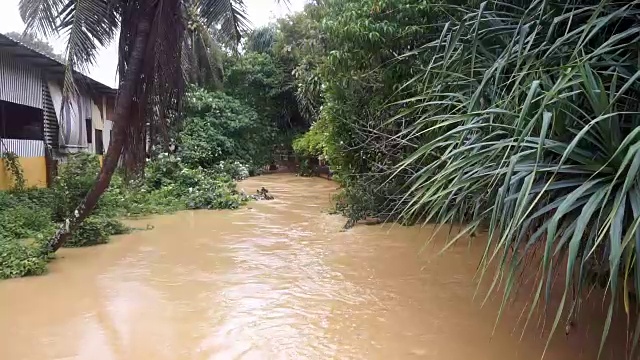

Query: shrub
[[297, 159, 314, 177], [143, 152, 185, 190], [103, 180, 185, 217], [183, 172, 248, 210], [65, 216, 130, 248], [101, 154, 250, 217], [0, 189, 55, 279], [180, 89, 274, 169], [212, 160, 250, 181], [0, 205, 54, 240], [51, 153, 101, 221], [0, 151, 26, 190], [0, 189, 56, 241], [292, 120, 327, 158], [0, 239, 48, 279]]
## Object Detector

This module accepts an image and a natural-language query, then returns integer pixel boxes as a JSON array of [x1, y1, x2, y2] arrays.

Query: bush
[[212, 160, 250, 180], [292, 120, 327, 158], [51, 153, 101, 221], [145, 154, 248, 209], [103, 154, 250, 215], [0, 205, 54, 240], [0, 239, 48, 279], [183, 172, 248, 210], [0, 188, 56, 241], [297, 159, 314, 177], [143, 152, 186, 190], [0, 151, 26, 190], [180, 89, 275, 169], [65, 216, 130, 248], [102, 180, 185, 217], [0, 188, 55, 279]]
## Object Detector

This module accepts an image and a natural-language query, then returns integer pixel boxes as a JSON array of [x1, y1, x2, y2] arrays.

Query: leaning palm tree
[[19, 0, 250, 251]]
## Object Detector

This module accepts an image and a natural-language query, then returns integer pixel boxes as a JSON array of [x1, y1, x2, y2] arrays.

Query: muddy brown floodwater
[[0, 174, 629, 359]]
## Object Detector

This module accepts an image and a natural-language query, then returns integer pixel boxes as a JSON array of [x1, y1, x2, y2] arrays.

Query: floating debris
[[251, 187, 274, 200]]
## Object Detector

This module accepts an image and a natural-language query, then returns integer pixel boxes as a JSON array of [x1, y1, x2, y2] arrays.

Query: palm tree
[[19, 0, 250, 251], [184, 0, 243, 90]]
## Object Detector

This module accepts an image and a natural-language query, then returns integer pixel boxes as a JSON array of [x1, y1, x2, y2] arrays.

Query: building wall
[[0, 157, 47, 190], [0, 49, 48, 190], [0, 51, 42, 109], [0, 48, 116, 190], [0, 138, 47, 190]]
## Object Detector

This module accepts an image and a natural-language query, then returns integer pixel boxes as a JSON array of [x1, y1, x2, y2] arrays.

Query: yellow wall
[[0, 157, 47, 190]]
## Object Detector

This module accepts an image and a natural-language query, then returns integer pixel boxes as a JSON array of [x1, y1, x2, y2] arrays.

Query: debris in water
[[251, 187, 274, 200]]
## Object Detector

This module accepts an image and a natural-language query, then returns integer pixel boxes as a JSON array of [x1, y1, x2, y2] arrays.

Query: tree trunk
[[47, 14, 152, 252]]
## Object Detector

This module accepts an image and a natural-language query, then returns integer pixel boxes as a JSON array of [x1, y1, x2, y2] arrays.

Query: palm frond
[[19, 0, 65, 35], [184, 21, 225, 90], [199, 0, 251, 44], [57, 0, 119, 94]]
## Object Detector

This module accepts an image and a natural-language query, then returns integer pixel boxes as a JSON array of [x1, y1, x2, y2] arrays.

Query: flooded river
[[0, 175, 628, 359]]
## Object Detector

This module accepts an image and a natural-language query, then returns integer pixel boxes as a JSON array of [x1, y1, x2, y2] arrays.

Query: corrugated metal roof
[[0, 33, 116, 95]]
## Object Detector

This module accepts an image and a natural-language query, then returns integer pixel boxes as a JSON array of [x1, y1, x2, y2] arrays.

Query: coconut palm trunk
[[47, 13, 152, 252], [20, 0, 253, 252]]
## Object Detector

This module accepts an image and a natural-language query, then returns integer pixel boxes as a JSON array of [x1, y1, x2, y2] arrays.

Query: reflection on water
[[0, 174, 627, 359]]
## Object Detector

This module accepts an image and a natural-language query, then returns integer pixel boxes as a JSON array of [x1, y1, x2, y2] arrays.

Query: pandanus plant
[[393, 0, 640, 357], [19, 0, 250, 251]]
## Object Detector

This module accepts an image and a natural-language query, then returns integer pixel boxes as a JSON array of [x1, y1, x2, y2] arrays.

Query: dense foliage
[[179, 89, 273, 170], [287, 0, 640, 355], [292, 0, 440, 222], [138, 153, 249, 210]]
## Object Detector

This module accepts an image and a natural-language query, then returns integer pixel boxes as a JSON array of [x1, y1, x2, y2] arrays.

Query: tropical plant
[[0, 238, 48, 279], [19, 0, 252, 251], [65, 215, 129, 247], [316, 0, 440, 224], [224, 51, 303, 130], [292, 119, 327, 158], [139, 153, 248, 210], [390, 0, 640, 356], [179, 88, 274, 169], [51, 153, 101, 221], [274, 3, 326, 122], [245, 25, 277, 54], [183, 0, 246, 90]]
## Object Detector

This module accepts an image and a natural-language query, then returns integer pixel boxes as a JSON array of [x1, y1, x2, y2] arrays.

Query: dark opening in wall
[[95, 129, 104, 155], [85, 118, 92, 144], [0, 100, 43, 140]]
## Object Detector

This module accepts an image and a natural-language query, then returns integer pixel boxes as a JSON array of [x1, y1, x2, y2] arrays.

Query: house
[[0, 33, 116, 190]]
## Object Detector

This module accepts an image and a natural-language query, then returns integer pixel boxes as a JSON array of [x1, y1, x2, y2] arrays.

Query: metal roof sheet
[[0, 33, 116, 95]]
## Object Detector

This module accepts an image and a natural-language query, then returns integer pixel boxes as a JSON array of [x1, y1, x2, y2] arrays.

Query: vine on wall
[[1, 150, 26, 190]]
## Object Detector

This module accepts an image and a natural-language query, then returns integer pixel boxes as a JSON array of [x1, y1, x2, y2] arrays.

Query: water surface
[[0, 174, 626, 359]]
